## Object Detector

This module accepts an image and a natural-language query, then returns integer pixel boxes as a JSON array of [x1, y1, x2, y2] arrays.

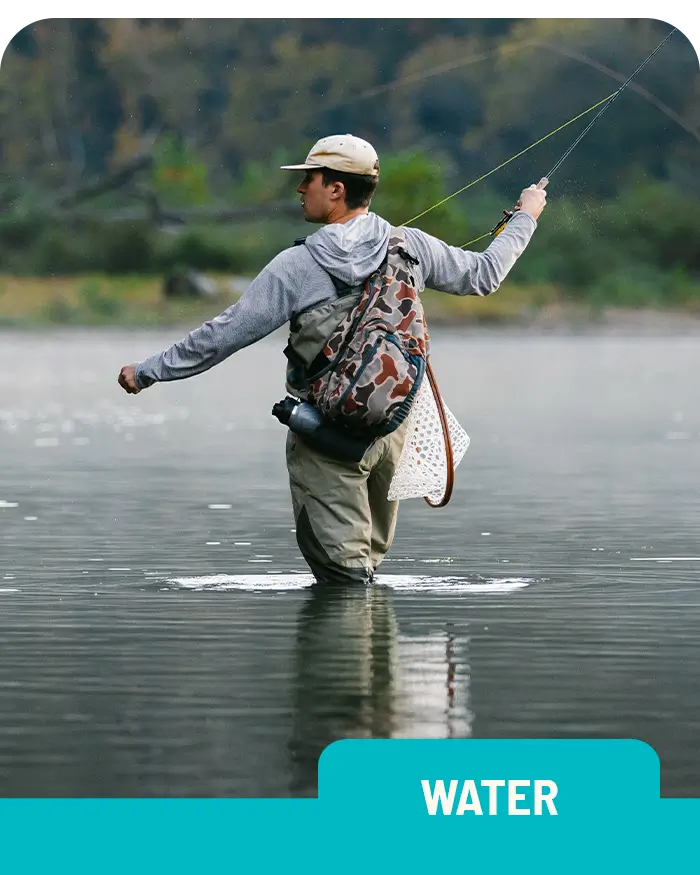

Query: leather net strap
[[423, 359, 455, 508]]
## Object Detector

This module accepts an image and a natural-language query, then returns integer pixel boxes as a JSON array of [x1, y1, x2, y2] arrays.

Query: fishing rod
[[401, 92, 617, 231], [403, 26, 678, 509], [487, 27, 678, 241]]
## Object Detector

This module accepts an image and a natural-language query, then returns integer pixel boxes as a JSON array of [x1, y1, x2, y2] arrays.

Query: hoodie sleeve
[[134, 247, 316, 388], [402, 210, 537, 297]]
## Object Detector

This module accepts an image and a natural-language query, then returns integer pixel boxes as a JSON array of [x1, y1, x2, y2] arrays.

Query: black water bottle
[[271, 397, 323, 434], [271, 397, 371, 463]]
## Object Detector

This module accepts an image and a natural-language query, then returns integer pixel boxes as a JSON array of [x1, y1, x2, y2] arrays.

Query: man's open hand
[[118, 364, 141, 394]]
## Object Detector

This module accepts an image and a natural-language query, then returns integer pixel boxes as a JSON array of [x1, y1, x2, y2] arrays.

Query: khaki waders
[[286, 421, 408, 584]]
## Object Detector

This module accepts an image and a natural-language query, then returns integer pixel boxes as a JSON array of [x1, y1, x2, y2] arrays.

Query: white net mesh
[[388, 378, 470, 504]]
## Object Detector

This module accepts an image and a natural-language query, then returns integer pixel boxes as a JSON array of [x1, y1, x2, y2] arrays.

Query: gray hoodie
[[134, 210, 536, 389]]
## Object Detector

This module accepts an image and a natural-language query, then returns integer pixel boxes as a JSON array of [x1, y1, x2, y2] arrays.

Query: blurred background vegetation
[[0, 18, 698, 324]]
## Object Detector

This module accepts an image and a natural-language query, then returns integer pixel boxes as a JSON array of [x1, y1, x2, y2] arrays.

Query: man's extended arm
[[403, 182, 547, 296], [125, 248, 306, 391]]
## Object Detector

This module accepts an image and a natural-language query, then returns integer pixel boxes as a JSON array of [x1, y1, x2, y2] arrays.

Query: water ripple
[[166, 573, 533, 593]]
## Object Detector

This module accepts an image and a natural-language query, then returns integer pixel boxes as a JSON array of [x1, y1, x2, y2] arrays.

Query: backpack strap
[[396, 245, 419, 266], [387, 226, 420, 267]]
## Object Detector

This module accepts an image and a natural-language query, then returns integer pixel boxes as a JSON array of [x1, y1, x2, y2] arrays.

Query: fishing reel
[[491, 209, 514, 237]]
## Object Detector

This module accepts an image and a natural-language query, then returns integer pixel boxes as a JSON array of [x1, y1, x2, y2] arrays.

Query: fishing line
[[322, 38, 538, 112], [469, 28, 678, 246], [538, 41, 700, 146], [399, 92, 616, 228], [400, 27, 678, 247], [544, 27, 677, 180]]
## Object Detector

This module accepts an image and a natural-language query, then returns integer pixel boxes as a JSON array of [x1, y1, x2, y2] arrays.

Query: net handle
[[423, 359, 455, 508]]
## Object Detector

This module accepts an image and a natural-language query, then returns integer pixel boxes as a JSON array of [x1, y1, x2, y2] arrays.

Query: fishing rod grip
[[492, 177, 549, 236]]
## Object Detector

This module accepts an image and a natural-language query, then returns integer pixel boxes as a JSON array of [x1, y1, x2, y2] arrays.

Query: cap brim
[[279, 162, 323, 171]]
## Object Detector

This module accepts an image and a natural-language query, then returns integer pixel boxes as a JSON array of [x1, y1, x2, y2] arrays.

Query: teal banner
[[1, 739, 698, 872]]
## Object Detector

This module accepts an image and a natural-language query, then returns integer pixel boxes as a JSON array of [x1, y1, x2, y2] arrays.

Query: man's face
[[297, 170, 336, 223]]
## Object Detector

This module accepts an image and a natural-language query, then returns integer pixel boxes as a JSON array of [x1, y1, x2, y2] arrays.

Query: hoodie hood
[[303, 213, 391, 286]]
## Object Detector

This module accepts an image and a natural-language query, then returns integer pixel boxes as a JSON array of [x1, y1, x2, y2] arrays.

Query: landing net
[[388, 378, 469, 504]]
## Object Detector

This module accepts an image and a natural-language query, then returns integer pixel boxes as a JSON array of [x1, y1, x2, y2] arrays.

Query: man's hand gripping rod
[[491, 177, 549, 236]]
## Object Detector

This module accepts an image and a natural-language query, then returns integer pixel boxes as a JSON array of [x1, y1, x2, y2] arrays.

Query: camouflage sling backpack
[[303, 227, 429, 439]]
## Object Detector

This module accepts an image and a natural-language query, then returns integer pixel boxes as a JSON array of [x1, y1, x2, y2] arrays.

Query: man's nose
[[297, 181, 306, 194]]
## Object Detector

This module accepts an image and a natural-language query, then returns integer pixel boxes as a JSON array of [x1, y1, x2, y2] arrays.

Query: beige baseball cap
[[280, 134, 379, 177]]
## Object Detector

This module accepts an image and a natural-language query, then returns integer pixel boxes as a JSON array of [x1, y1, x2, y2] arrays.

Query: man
[[119, 134, 546, 585]]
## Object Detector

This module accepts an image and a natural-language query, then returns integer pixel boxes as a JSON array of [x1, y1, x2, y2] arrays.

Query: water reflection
[[289, 583, 472, 795]]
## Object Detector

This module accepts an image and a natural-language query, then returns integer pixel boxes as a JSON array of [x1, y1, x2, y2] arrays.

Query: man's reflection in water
[[289, 582, 472, 796]]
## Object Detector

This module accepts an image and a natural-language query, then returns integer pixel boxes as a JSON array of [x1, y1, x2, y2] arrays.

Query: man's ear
[[330, 181, 345, 201]]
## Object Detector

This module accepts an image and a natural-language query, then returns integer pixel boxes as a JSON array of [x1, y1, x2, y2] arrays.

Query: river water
[[0, 327, 698, 797]]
